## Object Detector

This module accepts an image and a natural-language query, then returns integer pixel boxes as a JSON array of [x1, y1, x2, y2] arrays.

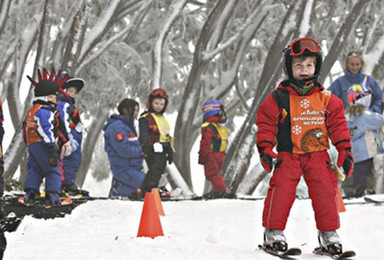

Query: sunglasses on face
[[290, 37, 320, 56]]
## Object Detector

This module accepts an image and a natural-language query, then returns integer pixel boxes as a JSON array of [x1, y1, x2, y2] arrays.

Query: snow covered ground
[[3, 196, 383, 259]]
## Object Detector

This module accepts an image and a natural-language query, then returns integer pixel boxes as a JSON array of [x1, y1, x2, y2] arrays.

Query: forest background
[[1, 0, 384, 196]]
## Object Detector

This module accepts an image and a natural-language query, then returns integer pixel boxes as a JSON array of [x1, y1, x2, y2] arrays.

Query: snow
[[3, 196, 384, 259]]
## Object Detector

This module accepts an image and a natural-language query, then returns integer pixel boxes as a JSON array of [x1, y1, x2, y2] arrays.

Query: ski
[[258, 245, 301, 259], [313, 247, 356, 259], [18, 196, 73, 208], [364, 196, 384, 205], [3, 196, 74, 219]]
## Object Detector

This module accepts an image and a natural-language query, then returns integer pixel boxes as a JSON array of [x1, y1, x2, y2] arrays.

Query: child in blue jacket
[[345, 85, 383, 197], [56, 75, 88, 196], [23, 69, 70, 205], [103, 98, 145, 197]]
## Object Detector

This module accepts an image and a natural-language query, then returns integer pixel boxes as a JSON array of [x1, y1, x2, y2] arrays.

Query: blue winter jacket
[[56, 94, 83, 145], [329, 69, 383, 113], [103, 114, 144, 186], [56, 94, 83, 185], [347, 110, 383, 163]]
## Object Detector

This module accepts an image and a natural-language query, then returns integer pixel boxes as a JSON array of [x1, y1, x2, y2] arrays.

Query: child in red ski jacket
[[256, 37, 353, 256], [198, 100, 232, 199]]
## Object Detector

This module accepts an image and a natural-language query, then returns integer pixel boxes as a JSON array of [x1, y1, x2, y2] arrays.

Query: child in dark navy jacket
[[103, 98, 145, 198], [139, 88, 173, 195], [23, 69, 70, 205], [56, 75, 88, 196]]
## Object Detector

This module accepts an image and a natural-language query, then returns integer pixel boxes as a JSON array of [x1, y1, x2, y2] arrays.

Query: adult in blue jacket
[[329, 51, 383, 113], [103, 98, 145, 197]]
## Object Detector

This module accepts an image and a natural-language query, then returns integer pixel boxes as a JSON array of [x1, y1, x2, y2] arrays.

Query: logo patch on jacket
[[128, 134, 138, 141], [115, 133, 125, 142]]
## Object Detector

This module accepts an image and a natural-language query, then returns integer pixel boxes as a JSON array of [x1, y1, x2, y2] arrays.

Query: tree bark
[[75, 109, 109, 187]]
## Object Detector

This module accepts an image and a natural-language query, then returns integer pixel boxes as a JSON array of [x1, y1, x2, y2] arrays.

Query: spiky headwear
[[27, 68, 69, 97]]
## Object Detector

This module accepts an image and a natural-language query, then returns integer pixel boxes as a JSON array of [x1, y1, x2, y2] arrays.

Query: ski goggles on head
[[289, 37, 320, 56], [150, 88, 168, 99]]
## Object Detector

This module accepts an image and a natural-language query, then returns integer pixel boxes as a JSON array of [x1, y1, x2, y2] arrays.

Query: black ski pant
[[141, 152, 167, 193]]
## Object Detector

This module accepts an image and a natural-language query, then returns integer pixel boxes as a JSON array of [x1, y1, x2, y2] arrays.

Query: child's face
[[47, 94, 57, 104], [66, 87, 78, 98], [133, 105, 139, 119], [291, 56, 316, 81], [152, 98, 166, 113], [346, 56, 363, 75]]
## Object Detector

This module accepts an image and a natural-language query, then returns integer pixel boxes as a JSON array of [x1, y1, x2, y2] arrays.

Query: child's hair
[[344, 51, 364, 69], [346, 104, 366, 117], [292, 55, 317, 65], [118, 98, 139, 117]]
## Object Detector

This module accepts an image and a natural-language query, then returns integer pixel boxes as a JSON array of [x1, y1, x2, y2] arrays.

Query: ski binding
[[313, 247, 356, 259], [258, 245, 301, 259]]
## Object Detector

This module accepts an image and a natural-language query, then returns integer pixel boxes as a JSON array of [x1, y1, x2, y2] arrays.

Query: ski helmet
[[283, 37, 323, 80], [202, 100, 226, 120], [146, 88, 168, 113]]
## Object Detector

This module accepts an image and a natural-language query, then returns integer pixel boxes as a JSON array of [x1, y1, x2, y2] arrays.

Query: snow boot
[[158, 186, 171, 198], [23, 190, 39, 205], [264, 229, 288, 252], [318, 230, 342, 255], [62, 183, 89, 196], [203, 190, 235, 199], [46, 192, 61, 206]]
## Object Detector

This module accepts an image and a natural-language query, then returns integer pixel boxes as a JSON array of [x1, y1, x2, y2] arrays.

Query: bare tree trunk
[[319, 0, 370, 82], [3, 0, 49, 180], [152, 0, 187, 89], [0, 0, 11, 36], [174, 0, 237, 189], [61, 7, 87, 73], [75, 109, 109, 187], [224, 1, 304, 193]]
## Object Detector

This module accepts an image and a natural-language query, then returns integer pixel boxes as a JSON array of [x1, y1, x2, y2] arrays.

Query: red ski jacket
[[256, 80, 351, 154]]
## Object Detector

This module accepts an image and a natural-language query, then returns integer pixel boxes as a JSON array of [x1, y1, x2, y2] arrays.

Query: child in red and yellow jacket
[[198, 100, 232, 199]]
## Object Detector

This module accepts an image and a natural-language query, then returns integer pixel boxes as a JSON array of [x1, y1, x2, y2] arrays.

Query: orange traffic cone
[[336, 184, 346, 213], [152, 188, 165, 216], [137, 192, 164, 238]]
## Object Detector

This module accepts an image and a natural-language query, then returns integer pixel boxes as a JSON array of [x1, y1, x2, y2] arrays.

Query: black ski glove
[[167, 147, 174, 165], [337, 148, 354, 177], [47, 146, 58, 167], [259, 147, 277, 173]]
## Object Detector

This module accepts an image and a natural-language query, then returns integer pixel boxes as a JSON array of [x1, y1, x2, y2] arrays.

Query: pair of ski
[[258, 245, 356, 259]]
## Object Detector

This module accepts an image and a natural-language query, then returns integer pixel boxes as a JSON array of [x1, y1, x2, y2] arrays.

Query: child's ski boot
[[23, 190, 39, 205], [62, 184, 89, 197], [318, 230, 343, 255], [264, 228, 288, 252], [46, 192, 61, 206]]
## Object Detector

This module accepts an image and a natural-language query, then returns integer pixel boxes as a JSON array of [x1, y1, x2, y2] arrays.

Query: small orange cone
[[336, 184, 346, 212], [137, 192, 164, 238], [152, 188, 165, 216]]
